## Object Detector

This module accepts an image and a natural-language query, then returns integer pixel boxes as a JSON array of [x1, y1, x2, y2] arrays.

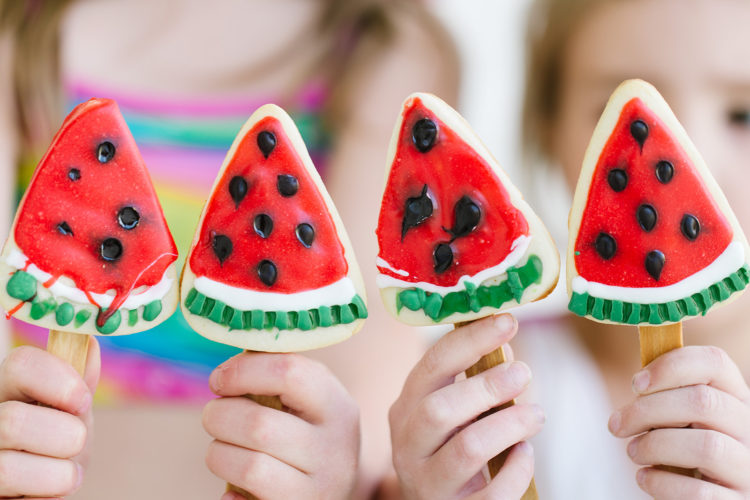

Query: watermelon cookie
[[0, 98, 179, 336], [567, 79, 750, 325], [180, 104, 367, 352], [375, 93, 559, 325]]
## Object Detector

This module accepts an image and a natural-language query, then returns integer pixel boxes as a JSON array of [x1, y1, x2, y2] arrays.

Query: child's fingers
[[426, 403, 544, 495], [610, 385, 750, 443], [627, 428, 750, 490], [202, 396, 317, 472], [465, 442, 535, 500], [0, 450, 81, 498], [209, 352, 351, 424], [635, 346, 750, 401], [205, 440, 311, 498], [401, 314, 517, 404], [0, 401, 87, 458], [406, 361, 531, 457], [0, 346, 92, 415], [636, 465, 743, 500]]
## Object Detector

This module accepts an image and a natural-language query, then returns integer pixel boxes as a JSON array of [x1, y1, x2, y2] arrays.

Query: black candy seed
[[630, 120, 649, 148], [100, 238, 123, 262], [296, 223, 315, 248], [229, 176, 248, 207], [637, 204, 658, 232], [433, 243, 453, 274], [595, 233, 616, 260], [277, 174, 299, 197], [681, 214, 700, 241], [57, 222, 73, 236], [607, 169, 628, 192], [117, 207, 140, 230], [68, 168, 81, 181], [253, 214, 273, 238], [401, 185, 433, 240], [447, 196, 481, 239], [212, 234, 233, 264], [97, 141, 116, 163], [257, 131, 277, 158], [655, 161, 674, 184], [645, 250, 665, 281], [412, 118, 438, 153], [257, 260, 278, 287]]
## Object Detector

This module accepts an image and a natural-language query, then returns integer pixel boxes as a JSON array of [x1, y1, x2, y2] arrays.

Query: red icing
[[376, 97, 529, 287], [574, 98, 733, 287], [13, 99, 178, 326], [189, 115, 348, 292], [6, 302, 24, 319]]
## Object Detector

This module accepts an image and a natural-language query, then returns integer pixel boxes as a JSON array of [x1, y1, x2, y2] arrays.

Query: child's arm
[[202, 351, 360, 499], [389, 315, 543, 499], [0, 339, 100, 498], [609, 346, 750, 498]]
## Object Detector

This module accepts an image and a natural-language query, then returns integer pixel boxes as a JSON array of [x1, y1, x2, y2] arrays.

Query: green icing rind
[[7, 271, 37, 301], [143, 300, 162, 322], [183, 290, 368, 332], [5, 270, 165, 333], [128, 309, 138, 327], [568, 265, 750, 325], [74, 310, 91, 327], [96, 310, 121, 335], [55, 303, 75, 326], [395, 255, 544, 322]]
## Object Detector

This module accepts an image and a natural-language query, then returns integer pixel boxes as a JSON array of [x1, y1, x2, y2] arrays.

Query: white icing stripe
[[376, 235, 532, 293], [571, 241, 746, 303], [5, 249, 173, 309], [376, 257, 409, 277], [193, 275, 358, 311]]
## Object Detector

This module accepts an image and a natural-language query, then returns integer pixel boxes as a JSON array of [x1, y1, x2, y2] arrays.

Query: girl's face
[[552, 0, 750, 332]]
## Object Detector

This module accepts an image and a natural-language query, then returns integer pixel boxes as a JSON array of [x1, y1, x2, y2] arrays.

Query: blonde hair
[[0, 1, 457, 158], [522, 0, 616, 164]]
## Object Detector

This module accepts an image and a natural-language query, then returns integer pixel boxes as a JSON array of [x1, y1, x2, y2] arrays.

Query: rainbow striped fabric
[[12, 79, 332, 404]]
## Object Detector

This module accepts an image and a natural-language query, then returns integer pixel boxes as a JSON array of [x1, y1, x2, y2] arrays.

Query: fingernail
[[627, 438, 639, 458], [531, 404, 546, 424], [74, 463, 84, 492], [209, 364, 227, 392], [632, 370, 650, 393], [608, 411, 621, 434], [494, 314, 515, 333], [636, 468, 646, 485], [76, 391, 92, 415], [508, 361, 532, 385], [516, 441, 533, 456]]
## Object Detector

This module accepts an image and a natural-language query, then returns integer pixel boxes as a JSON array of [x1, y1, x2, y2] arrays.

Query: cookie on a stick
[[179, 103, 367, 498], [375, 93, 559, 498], [0, 98, 179, 374], [567, 78, 750, 475]]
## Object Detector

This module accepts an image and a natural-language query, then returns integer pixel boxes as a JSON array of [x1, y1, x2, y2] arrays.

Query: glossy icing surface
[[13, 98, 177, 326], [188, 116, 348, 293], [376, 97, 529, 287], [574, 98, 733, 287]]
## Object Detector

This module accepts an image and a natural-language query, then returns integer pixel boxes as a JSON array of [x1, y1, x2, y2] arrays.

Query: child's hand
[[388, 314, 543, 499], [0, 340, 100, 498], [609, 346, 750, 498], [203, 351, 360, 500]]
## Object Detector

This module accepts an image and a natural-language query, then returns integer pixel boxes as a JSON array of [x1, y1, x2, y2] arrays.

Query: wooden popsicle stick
[[457, 322, 539, 500], [638, 323, 700, 479], [227, 351, 285, 499], [47, 329, 90, 376]]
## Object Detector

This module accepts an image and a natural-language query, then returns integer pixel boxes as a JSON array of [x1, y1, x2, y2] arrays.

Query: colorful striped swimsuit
[[12, 79, 332, 404]]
